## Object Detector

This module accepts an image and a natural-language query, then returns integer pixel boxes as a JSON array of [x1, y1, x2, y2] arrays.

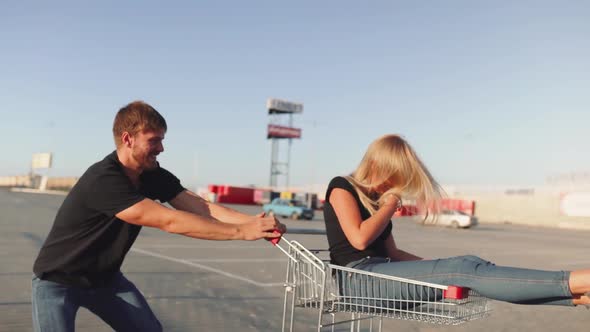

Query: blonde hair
[[112, 101, 167, 147], [345, 134, 444, 215]]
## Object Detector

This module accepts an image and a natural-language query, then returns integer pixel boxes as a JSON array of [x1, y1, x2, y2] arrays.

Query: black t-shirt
[[33, 151, 185, 288], [323, 176, 392, 266]]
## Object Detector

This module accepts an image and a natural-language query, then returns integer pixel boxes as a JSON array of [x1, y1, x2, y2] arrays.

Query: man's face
[[130, 128, 165, 170]]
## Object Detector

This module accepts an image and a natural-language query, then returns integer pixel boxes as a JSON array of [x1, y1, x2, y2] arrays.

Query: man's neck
[[116, 149, 142, 186]]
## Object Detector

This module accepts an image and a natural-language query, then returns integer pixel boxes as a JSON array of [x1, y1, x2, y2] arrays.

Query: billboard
[[32, 153, 53, 169], [267, 124, 302, 139], [267, 98, 303, 114]]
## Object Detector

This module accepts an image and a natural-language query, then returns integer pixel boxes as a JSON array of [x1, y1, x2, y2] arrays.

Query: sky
[[1, 0, 588, 191]]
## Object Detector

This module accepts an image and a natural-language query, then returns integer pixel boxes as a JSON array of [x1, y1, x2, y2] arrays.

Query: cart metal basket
[[272, 237, 491, 331]]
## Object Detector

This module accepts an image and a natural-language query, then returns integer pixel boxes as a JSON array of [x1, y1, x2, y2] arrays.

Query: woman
[[323, 134, 589, 306]]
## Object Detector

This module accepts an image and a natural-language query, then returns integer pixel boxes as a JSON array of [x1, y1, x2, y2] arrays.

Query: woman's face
[[373, 177, 395, 194]]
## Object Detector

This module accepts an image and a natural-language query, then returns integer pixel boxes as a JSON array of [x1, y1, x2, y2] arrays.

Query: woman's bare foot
[[573, 293, 590, 308]]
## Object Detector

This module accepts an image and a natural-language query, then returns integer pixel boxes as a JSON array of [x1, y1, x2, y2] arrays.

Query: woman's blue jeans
[[346, 255, 573, 306], [31, 272, 162, 332]]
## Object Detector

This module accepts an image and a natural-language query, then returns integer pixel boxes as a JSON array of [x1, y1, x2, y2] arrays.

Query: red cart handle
[[266, 229, 283, 245]]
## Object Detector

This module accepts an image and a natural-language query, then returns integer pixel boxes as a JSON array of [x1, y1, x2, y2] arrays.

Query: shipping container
[[270, 191, 280, 201], [280, 191, 294, 199], [209, 185, 256, 205], [256, 190, 282, 205]]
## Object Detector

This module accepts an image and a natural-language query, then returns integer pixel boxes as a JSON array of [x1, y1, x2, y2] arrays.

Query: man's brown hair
[[112, 101, 167, 147]]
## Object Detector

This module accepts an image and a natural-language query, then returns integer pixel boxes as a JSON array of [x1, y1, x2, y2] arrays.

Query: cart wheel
[[290, 212, 300, 220]]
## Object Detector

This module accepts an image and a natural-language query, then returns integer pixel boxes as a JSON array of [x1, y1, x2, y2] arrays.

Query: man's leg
[[82, 272, 162, 332], [32, 276, 79, 332]]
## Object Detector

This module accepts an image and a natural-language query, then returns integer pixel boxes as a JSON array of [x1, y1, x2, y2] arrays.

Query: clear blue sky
[[1, 1, 588, 190]]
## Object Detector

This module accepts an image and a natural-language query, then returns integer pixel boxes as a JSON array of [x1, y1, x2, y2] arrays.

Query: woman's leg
[[353, 255, 573, 306]]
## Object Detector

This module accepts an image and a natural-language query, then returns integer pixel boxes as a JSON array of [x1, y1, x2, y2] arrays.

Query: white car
[[421, 210, 478, 229]]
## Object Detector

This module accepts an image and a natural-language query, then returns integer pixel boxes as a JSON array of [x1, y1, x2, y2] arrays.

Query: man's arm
[[116, 198, 280, 241], [169, 190, 286, 233]]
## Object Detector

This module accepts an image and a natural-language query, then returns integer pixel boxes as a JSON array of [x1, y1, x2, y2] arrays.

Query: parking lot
[[1, 188, 589, 331]]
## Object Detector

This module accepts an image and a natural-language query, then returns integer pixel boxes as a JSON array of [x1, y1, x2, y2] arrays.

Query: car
[[421, 209, 478, 229], [263, 198, 315, 220]]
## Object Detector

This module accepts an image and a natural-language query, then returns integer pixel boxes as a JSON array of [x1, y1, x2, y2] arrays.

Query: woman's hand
[[382, 193, 402, 209]]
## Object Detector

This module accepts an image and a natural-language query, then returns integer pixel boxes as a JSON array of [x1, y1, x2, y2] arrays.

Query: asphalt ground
[[1, 188, 589, 331]]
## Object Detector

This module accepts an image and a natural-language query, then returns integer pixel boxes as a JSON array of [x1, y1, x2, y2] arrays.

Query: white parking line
[[186, 258, 285, 263], [136, 244, 269, 249], [131, 247, 284, 287], [10, 188, 68, 196]]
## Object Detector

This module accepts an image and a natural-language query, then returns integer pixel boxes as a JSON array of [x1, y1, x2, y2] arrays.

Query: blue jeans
[[346, 255, 573, 306], [31, 272, 162, 332]]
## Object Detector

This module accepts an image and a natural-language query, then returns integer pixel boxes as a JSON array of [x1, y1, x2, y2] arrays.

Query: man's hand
[[255, 212, 287, 234], [237, 213, 287, 241]]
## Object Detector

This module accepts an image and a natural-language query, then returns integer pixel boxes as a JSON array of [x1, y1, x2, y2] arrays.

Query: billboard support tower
[[266, 98, 303, 190], [31, 152, 53, 190]]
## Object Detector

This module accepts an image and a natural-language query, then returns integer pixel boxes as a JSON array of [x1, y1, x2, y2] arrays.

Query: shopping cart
[[270, 236, 491, 332]]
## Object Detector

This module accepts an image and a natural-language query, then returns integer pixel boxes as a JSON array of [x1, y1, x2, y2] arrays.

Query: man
[[32, 101, 286, 332]]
